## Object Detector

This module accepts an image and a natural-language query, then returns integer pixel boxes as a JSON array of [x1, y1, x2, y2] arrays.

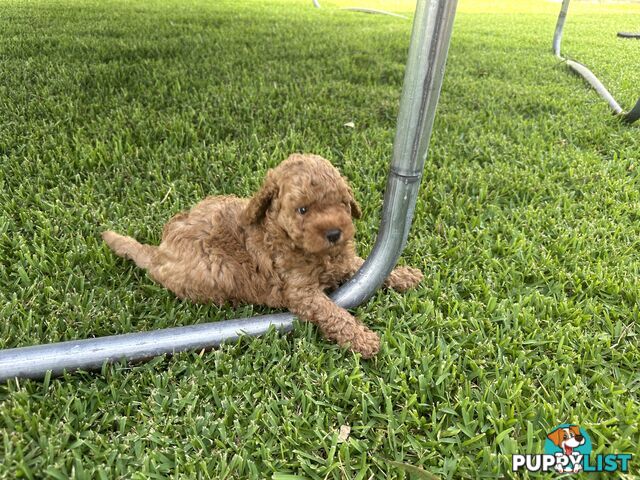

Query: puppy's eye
[[296, 207, 308, 215]]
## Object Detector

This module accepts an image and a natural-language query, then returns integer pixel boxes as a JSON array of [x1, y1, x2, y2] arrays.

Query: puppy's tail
[[102, 230, 156, 270]]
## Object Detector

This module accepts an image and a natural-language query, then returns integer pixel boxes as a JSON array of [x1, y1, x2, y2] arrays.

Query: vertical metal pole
[[333, 0, 458, 307], [0, 0, 459, 381], [551, 0, 639, 122], [552, 0, 571, 56]]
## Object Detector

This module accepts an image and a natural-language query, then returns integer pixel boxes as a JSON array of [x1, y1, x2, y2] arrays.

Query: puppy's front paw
[[385, 266, 423, 292], [348, 327, 380, 358]]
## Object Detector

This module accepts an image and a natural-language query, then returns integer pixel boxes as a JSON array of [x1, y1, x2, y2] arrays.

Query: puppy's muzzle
[[325, 229, 342, 243]]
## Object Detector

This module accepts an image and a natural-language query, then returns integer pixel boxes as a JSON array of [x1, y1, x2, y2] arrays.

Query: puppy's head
[[547, 426, 585, 449], [242, 154, 361, 254]]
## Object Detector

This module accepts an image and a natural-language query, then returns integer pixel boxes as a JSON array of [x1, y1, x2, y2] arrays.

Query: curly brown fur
[[102, 154, 423, 357]]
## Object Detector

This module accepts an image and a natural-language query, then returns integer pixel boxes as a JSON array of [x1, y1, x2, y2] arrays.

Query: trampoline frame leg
[[0, 0, 459, 382], [552, 0, 640, 123]]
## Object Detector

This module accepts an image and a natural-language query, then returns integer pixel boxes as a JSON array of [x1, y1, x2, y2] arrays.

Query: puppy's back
[[161, 195, 247, 247]]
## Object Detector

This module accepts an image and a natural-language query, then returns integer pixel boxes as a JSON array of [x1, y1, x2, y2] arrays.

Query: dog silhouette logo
[[512, 423, 632, 474], [544, 424, 592, 473]]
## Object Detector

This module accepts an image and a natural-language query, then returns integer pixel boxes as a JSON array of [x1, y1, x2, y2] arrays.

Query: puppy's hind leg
[[383, 265, 423, 292], [341, 256, 423, 292], [102, 230, 157, 270]]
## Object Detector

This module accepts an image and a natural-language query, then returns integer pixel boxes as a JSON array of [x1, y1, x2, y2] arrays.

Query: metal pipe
[[0, 314, 294, 381], [617, 32, 640, 39], [552, 0, 570, 57], [334, 0, 457, 308], [0, 0, 459, 382], [566, 59, 622, 114], [552, 0, 639, 123], [341, 8, 408, 19], [623, 98, 640, 124]]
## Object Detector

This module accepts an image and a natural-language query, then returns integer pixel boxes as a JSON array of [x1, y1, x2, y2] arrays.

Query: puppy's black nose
[[575, 435, 584, 442], [325, 229, 342, 243]]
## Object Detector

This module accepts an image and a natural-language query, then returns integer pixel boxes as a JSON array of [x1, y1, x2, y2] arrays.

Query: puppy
[[547, 426, 585, 473], [103, 154, 423, 357]]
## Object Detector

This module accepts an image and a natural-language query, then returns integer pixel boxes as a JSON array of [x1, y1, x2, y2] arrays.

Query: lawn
[[1, 0, 639, 478]]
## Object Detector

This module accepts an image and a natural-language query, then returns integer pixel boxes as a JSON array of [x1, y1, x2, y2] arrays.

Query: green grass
[[1, 0, 639, 478]]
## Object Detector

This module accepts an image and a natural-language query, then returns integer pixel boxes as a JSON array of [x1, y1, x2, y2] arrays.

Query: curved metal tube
[[335, 0, 457, 308], [617, 32, 640, 39], [0, 0, 458, 382], [565, 59, 622, 114], [624, 99, 640, 124], [341, 8, 408, 19], [552, 0, 640, 123], [0, 314, 295, 382]]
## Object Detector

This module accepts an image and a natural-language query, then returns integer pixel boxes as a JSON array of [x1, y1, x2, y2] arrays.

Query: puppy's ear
[[242, 170, 278, 225], [547, 429, 564, 447], [345, 182, 362, 219]]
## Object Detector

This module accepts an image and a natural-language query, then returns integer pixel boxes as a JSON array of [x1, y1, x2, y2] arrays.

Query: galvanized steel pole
[[0, 0, 458, 381], [333, 0, 457, 308], [552, 0, 640, 123], [552, 0, 570, 57]]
